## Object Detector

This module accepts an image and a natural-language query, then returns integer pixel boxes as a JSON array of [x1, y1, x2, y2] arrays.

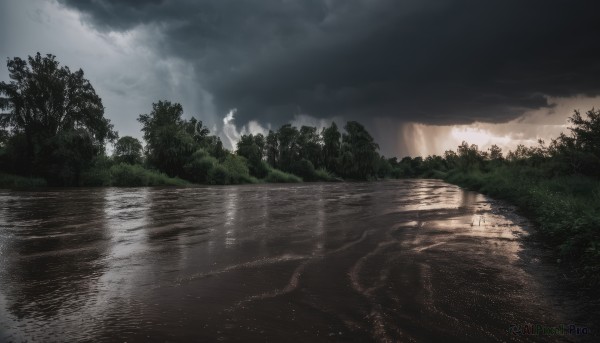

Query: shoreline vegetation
[[1, 54, 599, 284]]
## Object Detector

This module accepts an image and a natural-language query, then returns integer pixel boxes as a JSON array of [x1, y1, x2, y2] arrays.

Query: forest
[[1, 54, 599, 280]]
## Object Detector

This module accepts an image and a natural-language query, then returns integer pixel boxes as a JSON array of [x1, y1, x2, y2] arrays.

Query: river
[[0, 180, 593, 342]]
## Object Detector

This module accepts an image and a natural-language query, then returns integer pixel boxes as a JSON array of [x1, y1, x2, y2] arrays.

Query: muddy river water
[[0, 180, 594, 342]]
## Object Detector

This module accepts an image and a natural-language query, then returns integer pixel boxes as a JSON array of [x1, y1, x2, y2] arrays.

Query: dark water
[[0, 180, 593, 342]]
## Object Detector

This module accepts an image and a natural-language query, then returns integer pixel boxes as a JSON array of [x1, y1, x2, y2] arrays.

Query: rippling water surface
[[0, 180, 587, 342]]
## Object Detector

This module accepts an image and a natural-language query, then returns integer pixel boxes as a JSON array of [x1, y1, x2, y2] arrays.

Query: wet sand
[[0, 180, 595, 342]]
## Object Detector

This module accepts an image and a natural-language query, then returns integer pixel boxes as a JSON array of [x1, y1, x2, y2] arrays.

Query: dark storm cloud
[[59, 0, 600, 126]]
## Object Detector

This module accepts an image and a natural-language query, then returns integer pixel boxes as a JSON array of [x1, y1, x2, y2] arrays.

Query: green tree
[[457, 141, 483, 171], [549, 109, 600, 175], [568, 108, 600, 155], [297, 126, 322, 168], [488, 144, 503, 161], [184, 117, 211, 145], [236, 133, 268, 178], [277, 124, 300, 172], [113, 136, 143, 165], [138, 101, 195, 177], [0, 53, 117, 184], [322, 122, 341, 173], [375, 155, 393, 178], [341, 121, 379, 179], [265, 130, 279, 167]]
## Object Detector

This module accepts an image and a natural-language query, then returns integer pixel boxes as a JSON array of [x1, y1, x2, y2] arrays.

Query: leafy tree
[[568, 108, 600, 155], [277, 124, 300, 172], [113, 136, 143, 165], [138, 101, 195, 177], [422, 155, 446, 173], [549, 109, 600, 175], [265, 130, 279, 167], [488, 144, 503, 161], [236, 133, 268, 178], [297, 126, 322, 168], [322, 122, 341, 173], [202, 135, 227, 162], [0, 53, 116, 184], [184, 117, 211, 144], [341, 121, 379, 179], [444, 150, 459, 169], [375, 155, 393, 178], [457, 141, 483, 171]]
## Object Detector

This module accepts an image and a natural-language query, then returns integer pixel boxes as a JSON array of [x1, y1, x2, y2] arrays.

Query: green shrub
[[80, 167, 111, 186], [184, 155, 217, 183], [314, 168, 338, 182], [0, 172, 47, 188], [80, 155, 113, 186], [109, 163, 187, 187], [264, 168, 302, 183], [222, 155, 249, 181], [291, 158, 316, 180], [251, 160, 270, 179], [208, 164, 230, 185]]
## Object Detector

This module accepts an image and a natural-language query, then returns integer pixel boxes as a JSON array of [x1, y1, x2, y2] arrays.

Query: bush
[[80, 155, 113, 186], [184, 154, 217, 183], [251, 160, 270, 179], [0, 172, 47, 188], [314, 168, 338, 182], [222, 155, 249, 181], [208, 164, 230, 185], [80, 167, 111, 186], [109, 163, 188, 187], [291, 158, 316, 180], [264, 167, 302, 183]]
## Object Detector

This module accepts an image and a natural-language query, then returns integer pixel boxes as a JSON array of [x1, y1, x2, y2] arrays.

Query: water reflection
[[0, 189, 110, 341], [224, 187, 239, 247], [0, 181, 581, 342]]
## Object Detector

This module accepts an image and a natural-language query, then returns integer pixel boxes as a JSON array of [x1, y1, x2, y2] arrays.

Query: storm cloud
[[56, 0, 600, 127]]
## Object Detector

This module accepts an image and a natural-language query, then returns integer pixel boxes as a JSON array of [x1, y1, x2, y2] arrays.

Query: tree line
[[2, 54, 599, 188], [0, 53, 391, 186]]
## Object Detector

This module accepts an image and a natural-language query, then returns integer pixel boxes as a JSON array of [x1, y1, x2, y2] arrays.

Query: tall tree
[[138, 101, 194, 177], [236, 133, 267, 177], [341, 121, 379, 179], [0, 53, 116, 184], [322, 122, 341, 173], [277, 124, 300, 172], [265, 130, 279, 167], [297, 126, 322, 168]]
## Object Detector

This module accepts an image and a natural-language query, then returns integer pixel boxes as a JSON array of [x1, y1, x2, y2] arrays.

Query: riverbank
[[0, 166, 188, 188], [437, 167, 600, 286], [0, 173, 48, 188], [0, 164, 318, 189]]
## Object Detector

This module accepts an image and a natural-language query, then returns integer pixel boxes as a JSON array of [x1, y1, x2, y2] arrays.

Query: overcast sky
[[2, 0, 600, 157]]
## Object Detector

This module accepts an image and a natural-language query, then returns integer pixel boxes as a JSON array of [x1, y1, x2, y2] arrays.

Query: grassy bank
[[0, 163, 306, 188], [0, 172, 48, 188], [440, 167, 600, 283]]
